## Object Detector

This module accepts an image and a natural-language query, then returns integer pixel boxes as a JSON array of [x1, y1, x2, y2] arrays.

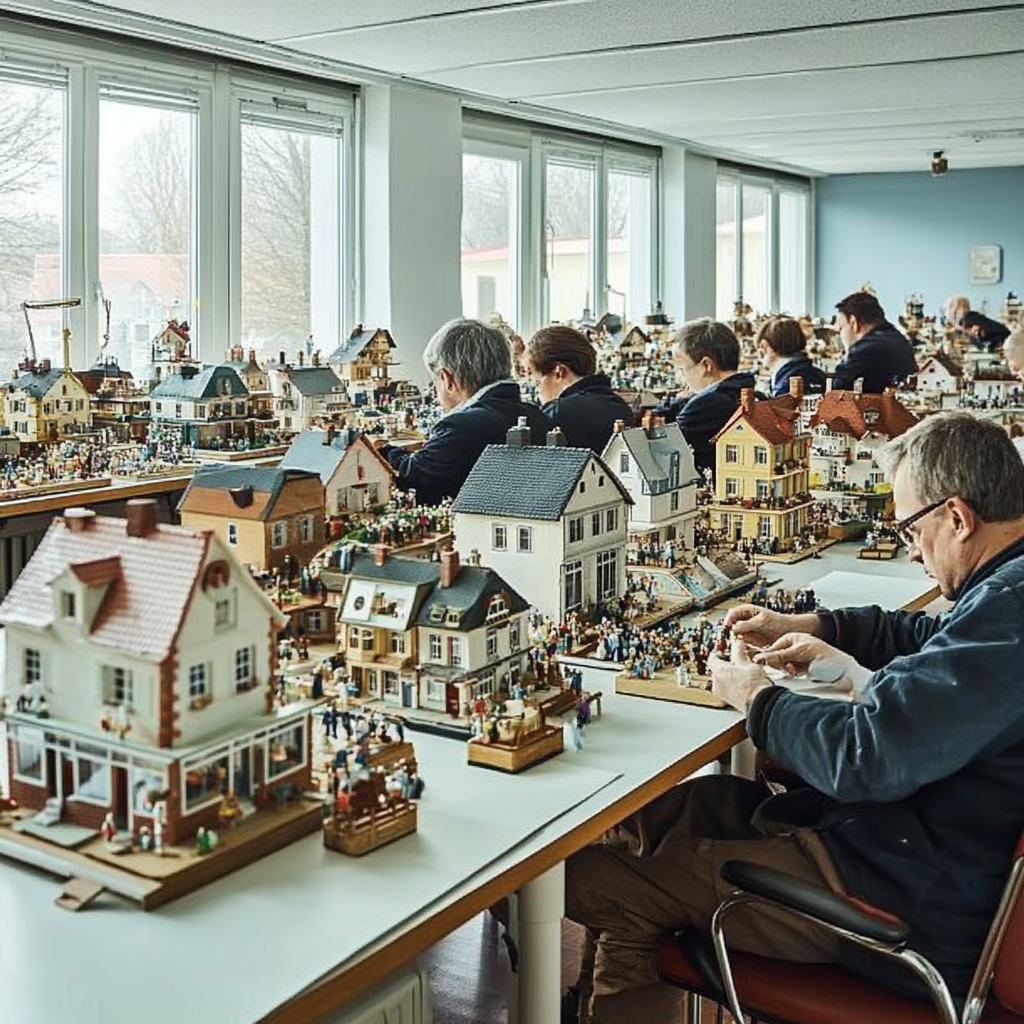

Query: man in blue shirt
[[831, 291, 917, 393]]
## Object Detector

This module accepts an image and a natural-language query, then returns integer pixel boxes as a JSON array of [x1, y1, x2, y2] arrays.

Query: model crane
[[21, 297, 82, 371]]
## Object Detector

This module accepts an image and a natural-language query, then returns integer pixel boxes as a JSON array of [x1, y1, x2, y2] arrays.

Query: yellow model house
[[3, 358, 91, 442], [709, 383, 813, 550]]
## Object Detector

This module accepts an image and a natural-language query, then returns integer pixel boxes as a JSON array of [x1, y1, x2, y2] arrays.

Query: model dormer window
[[102, 665, 134, 709], [61, 591, 76, 619]]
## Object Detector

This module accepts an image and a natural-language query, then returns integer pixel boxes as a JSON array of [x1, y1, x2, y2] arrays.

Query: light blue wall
[[815, 167, 1024, 322]]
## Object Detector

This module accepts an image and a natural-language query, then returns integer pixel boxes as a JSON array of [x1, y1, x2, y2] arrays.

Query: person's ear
[[949, 497, 978, 541]]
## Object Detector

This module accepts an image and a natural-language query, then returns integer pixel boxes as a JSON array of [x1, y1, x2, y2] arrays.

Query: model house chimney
[[297, 350, 304, 367], [312, 350, 320, 367], [641, 411, 654, 431], [789, 375, 804, 402], [853, 377, 864, 395], [63, 507, 96, 533], [126, 498, 158, 538], [440, 548, 459, 588], [740, 388, 754, 413], [373, 544, 388, 566], [613, 419, 626, 433], [506, 415, 530, 448], [279, 351, 286, 367], [468, 548, 481, 567], [546, 427, 566, 447], [324, 424, 335, 446]]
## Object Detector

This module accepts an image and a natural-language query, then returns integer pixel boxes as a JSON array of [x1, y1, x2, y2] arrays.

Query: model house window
[[492, 524, 507, 550], [360, 628, 374, 651], [188, 664, 210, 704], [509, 619, 521, 650], [299, 516, 315, 543], [184, 751, 231, 809], [348, 627, 359, 649], [569, 517, 584, 543], [757, 479, 769, 500], [425, 680, 445, 706], [486, 594, 507, 620], [671, 491, 680, 512], [759, 516, 772, 539], [517, 527, 532, 552], [102, 665, 134, 708], [390, 632, 406, 655], [606, 508, 618, 532], [13, 726, 44, 782], [591, 512, 602, 536], [227, 523, 238, 545], [596, 550, 618, 600], [271, 521, 287, 548], [429, 634, 442, 661], [76, 748, 111, 804], [448, 637, 465, 668], [24, 648, 41, 686], [61, 591, 76, 618], [196, 405, 206, 419], [486, 628, 498, 659], [472, 671, 496, 699], [726, 478, 738, 497], [755, 446, 769, 465], [175, 403, 182, 418], [384, 671, 400, 697], [725, 444, 739, 464], [214, 593, 236, 631], [564, 560, 583, 611]]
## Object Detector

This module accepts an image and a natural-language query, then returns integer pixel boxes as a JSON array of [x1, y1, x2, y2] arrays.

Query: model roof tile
[[285, 367, 347, 396], [7, 367, 68, 398], [178, 465, 322, 520], [452, 445, 632, 520], [280, 428, 392, 486], [810, 390, 918, 439], [150, 364, 247, 400], [0, 516, 212, 660], [712, 394, 801, 446]]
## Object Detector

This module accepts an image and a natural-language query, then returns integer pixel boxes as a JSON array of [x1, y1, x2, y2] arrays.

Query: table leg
[[509, 862, 566, 1024], [730, 737, 756, 779]]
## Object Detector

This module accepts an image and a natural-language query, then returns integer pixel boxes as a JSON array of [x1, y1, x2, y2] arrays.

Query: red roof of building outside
[[0, 514, 212, 660]]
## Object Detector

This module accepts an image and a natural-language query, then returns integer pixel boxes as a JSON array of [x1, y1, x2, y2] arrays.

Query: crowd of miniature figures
[[326, 496, 454, 547]]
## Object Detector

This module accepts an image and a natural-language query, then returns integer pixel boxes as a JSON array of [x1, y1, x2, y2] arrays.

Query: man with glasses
[[655, 318, 758, 480], [378, 318, 548, 506], [832, 290, 917, 393], [565, 412, 1024, 1023]]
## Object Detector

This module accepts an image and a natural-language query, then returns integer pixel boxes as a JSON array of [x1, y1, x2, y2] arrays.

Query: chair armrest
[[721, 860, 909, 945]]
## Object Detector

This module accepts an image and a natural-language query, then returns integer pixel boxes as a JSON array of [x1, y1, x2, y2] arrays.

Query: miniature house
[[150, 364, 249, 448], [602, 416, 700, 555], [178, 465, 326, 573], [149, 319, 198, 383], [3, 359, 92, 442], [709, 384, 813, 549], [618, 325, 652, 365], [808, 388, 918, 499], [324, 546, 529, 714], [280, 425, 394, 515], [268, 359, 350, 431], [451, 424, 633, 624], [914, 352, 962, 397], [325, 325, 398, 404], [0, 499, 314, 848], [79, 357, 151, 442], [225, 345, 276, 426], [968, 367, 1021, 405]]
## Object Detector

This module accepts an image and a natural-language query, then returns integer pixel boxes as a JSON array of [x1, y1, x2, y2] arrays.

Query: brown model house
[[178, 465, 326, 573]]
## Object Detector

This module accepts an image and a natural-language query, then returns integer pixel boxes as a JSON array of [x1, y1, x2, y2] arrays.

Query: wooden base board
[[466, 725, 564, 773], [323, 803, 417, 856], [0, 799, 325, 911], [615, 672, 729, 709]]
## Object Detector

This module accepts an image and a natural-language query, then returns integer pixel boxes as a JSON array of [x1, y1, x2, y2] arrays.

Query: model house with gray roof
[[324, 545, 529, 715], [3, 359, 91, 442], [150, 364, 249, 448], [0, 498, 316, 850], [279, 425, 393, 515], [325, 325, 397, 403], [268, 360, 350, 431], [602, 418, 700, 555], [451, 428, 632, 623]]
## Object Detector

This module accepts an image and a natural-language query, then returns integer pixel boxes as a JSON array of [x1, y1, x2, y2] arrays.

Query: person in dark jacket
[[564, 413, 1024, 1024], [378, 318, 548, 506], [755, 315, 827, 397], [832, 290, 917, 393], [945, 294, 1011, 352], [522, 324, 634, 453], [655, 318, 757, 479]]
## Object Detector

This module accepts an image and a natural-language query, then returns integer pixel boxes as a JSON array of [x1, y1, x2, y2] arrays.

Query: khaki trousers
[[564, 775, 846, 1024]]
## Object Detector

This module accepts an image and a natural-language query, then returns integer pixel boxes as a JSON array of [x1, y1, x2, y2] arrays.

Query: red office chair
[[659, 832, 1024, 1024]]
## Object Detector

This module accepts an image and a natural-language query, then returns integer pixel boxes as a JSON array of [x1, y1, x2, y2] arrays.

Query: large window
[[716, 170, 811, 319], [98, 85, 196, 378], [461, 149, 521, 324], [607, 165, 653, 325], [0, 66, 65, 380], [544, 156, 595, 324]]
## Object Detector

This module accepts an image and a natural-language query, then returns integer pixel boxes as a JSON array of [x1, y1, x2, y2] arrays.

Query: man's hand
[[708, 640, 773, 713], [752, 633, 845, 677]]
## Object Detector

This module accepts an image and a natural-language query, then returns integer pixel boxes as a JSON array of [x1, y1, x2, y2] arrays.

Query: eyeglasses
[[892, 497, 951, 547]]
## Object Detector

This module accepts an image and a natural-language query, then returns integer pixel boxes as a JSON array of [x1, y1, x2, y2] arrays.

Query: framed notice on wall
[[969, 244, 1003, 285]]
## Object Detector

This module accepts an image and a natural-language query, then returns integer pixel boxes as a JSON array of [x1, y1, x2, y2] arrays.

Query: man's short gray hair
[[422, 318, 513, 394], [876, 412, 1024, 522]]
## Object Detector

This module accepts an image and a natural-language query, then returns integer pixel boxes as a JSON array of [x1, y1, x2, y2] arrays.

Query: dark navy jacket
[[379, 382, 548, 506], [655, 371, 758, 478], [832, 322, 918, 394], [770, 354, 827, 398], [962, 311, 1011, 352], [748, 537, 1024, 999], [541, 373, 635, 454]]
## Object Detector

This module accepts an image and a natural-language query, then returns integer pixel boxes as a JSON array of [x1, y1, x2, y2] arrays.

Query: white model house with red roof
[[0, 498, 315, 847]]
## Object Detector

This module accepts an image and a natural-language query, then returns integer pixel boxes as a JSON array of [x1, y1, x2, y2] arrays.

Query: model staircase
[[32, 797, 63, 827]]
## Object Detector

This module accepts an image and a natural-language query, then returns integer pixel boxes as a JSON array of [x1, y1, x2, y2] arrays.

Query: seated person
[[946, 294, 1011, 352], [655, 318, 757, 479], [565, 412, 1024, 1024], [832, 290, 917, 393], [522, 324, 634, 453], [755, 315, 827, 397], [378, 318, 548, 505]]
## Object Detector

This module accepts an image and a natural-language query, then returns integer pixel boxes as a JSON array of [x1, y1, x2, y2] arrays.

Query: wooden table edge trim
[[259, 719, 747, 1024]]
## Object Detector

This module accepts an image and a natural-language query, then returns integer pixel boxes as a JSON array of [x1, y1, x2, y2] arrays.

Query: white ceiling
[[4, 0, 1024, 174]]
